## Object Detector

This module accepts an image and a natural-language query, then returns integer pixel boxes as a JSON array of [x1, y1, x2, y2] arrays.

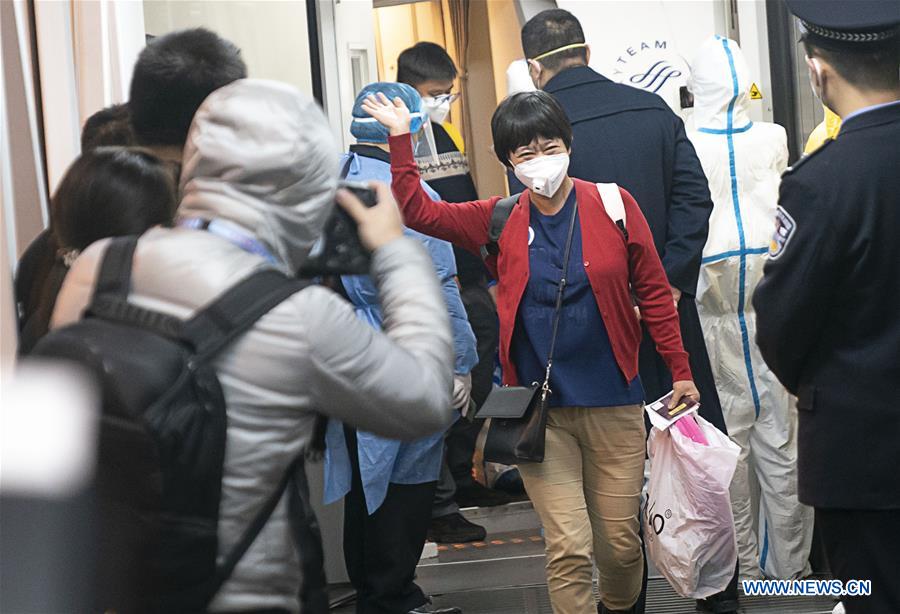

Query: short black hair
[[803, 36, 900, 92], [52, 148, 175, 251], [521, 9, 587, 71], [491, 91, 572, 168], [129, 28, 247, 147], [81, 103, 135, 151], [396, 42, 458, 86]]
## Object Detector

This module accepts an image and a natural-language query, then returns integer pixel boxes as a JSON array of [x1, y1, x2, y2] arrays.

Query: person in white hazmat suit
[[506, 59, 536, 96], [687, 36, 813, 581]]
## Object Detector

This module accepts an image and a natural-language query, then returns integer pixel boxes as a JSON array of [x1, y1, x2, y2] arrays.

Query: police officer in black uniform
[[754, 2, 900, 613]]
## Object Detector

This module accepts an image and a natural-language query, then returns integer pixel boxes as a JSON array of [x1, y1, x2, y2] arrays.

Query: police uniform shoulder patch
[[784, 136, 835, 176], [769, 206, 797, 260]]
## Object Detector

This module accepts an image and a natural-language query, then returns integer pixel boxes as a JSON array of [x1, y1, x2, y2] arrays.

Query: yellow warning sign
[[750, 83, 763, 100]]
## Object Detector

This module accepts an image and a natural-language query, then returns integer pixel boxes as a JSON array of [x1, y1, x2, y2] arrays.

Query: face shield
[[411, 112, 440, 166]]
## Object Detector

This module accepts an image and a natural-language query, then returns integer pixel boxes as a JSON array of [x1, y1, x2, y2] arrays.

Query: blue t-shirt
[[511, 190, 644, 408]]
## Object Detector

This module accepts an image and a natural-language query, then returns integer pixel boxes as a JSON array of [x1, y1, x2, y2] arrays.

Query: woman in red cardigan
[[363, 91, 698, 614]]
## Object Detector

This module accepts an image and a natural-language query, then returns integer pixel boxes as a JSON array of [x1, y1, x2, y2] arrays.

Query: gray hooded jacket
[[52, 79, 454, 612]]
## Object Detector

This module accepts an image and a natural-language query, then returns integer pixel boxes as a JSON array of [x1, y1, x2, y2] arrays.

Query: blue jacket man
[[324, 149, 477, 513], [323, 82, 477, 614]]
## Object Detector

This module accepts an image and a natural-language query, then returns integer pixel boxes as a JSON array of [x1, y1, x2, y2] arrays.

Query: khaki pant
[[518, 405, 646, 614]]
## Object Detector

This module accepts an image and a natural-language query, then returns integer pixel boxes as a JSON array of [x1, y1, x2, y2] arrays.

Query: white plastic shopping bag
[[643, 414, 740, 599]]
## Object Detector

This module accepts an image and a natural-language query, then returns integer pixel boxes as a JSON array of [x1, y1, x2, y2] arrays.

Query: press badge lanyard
[[178, 217, 278, 265]]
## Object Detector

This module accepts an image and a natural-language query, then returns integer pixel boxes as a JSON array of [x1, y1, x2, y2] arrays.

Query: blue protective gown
[[323, 149, 478, 513]]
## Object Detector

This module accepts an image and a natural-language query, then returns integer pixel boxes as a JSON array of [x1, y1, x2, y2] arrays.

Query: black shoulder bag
[[475, 196, 580, 465]]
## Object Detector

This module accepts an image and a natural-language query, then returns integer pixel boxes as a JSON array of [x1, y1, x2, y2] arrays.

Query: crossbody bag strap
[[540, 197, 580, 398]]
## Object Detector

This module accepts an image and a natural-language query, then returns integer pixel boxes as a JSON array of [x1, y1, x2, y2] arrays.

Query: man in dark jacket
[[518, 10, 734, 614], [517, 9, 726, 438]]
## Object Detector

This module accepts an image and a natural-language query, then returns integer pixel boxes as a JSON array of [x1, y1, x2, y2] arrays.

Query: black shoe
[[408, 597, 462, 613], [427, 512, 487, 544], [454, 481, 511, 508]]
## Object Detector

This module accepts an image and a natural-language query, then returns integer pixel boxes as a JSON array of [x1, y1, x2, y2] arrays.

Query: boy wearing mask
[[397, 43, 510, 537]]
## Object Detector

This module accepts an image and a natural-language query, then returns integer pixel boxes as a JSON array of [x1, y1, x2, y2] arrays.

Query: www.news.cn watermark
[[742, 579, 872, 597]]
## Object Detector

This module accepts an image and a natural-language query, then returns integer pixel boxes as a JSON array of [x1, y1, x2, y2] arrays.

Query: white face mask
[[806, 56, 824, 103], [422, 96, 452, 125], [514, 153, 570, 197], [527, 59, 544, 90]]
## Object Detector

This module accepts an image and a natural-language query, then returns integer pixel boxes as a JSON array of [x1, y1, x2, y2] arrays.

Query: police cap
[[785, 0, 900, 49]]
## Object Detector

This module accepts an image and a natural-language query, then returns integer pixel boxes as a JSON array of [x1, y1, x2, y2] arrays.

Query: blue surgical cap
[[350, 82, 426, 144]]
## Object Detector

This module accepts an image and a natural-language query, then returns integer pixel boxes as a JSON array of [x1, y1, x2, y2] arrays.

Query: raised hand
[[360, 93, 412, 137]]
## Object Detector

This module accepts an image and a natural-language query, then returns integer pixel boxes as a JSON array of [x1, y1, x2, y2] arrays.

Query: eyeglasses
[[429, 93, 460, 105]]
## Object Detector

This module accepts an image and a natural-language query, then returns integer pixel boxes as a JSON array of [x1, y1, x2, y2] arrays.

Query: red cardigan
[[388, 134, 692, 386]]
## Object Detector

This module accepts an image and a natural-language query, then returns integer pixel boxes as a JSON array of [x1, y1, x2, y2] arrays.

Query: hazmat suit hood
[[178, 78, 339, 273], [506, 59, 536, 96], [690, 36, 752, 131]]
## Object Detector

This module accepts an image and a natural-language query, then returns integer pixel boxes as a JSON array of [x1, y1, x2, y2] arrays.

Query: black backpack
[[31, 236, 328, 614]]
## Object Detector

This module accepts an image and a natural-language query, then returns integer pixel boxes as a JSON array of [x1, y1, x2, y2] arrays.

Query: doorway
[[371, 0, 524, 198]]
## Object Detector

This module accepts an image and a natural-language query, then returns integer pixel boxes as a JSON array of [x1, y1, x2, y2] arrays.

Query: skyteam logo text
[[628, 60, 683, 94], [609, 40, 690, 110], [611, 40, 682, 93]]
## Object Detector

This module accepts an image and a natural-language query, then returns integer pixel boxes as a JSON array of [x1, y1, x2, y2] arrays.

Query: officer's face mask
[[514, 153, 570, 198], [805, 56, 825, 104]]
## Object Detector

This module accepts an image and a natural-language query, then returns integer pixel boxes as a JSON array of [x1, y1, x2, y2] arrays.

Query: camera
[[298, 181, 378, 277]]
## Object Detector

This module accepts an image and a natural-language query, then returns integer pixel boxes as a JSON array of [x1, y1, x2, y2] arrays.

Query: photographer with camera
[[50, 79, 456, 614]]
